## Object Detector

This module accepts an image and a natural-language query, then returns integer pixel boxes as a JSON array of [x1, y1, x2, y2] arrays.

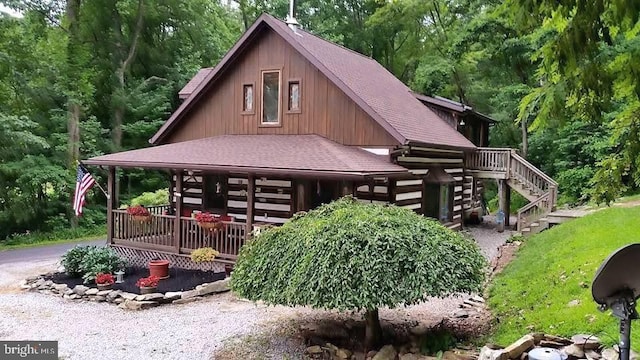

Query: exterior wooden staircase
[[466, 148, 559, 235]]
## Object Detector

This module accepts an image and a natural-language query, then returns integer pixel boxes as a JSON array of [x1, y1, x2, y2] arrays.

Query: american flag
[[73, 164, 96, 216]]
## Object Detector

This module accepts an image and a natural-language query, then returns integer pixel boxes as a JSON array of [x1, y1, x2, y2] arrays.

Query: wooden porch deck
[[111, 205, 248, 263]]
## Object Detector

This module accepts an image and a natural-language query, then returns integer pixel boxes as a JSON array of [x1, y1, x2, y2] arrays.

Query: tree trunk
[[111, 0, 145, 200], [364, 308, 382, 350], [66, 0, 82, 228], [521, 117, 528, 158]]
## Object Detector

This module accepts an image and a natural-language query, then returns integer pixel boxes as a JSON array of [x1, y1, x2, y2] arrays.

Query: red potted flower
[[127, 205, 151, 222], [95, 273, 115, 291], [136, 275, 160, 294], [195, 212, 223, 231]]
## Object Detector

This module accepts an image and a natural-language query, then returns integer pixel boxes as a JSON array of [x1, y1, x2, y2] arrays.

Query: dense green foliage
[[61, 245, 126, 283], [129, 189, 170, 207], [488, 206, 640, 348], [231, 197, 487, 310], [1, 0, 638, 241], [0, 226, 104, 250], [61, 245, 95, 277]]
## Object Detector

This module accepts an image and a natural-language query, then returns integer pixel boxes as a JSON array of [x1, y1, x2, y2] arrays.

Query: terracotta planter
[[97, 283, 112, 291], [149, 259, 170, 279], [198, 221, 222, 231], [139, 286, 157, 295]]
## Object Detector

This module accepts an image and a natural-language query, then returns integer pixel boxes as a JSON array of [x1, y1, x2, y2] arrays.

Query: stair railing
[[509, 152, 558, 198], [516, 192, 552, 231], [467, 148, 559, 231]]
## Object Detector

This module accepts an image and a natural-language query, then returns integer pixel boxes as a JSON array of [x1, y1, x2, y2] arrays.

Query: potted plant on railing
[[95, 272, 115, 291], [136, 275, 160, 294], [190, 247, 220, 272], [127, 205, 151, 222], [195, 212, 223, 232]]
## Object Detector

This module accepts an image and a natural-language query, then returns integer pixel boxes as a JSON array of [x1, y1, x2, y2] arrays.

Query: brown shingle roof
[[413, 93, 496, 123], [151, 14, 475, 150], [85, 135, 408, 178], [178, 68, 213, 99]]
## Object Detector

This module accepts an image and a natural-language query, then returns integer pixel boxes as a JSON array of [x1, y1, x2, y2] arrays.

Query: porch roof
[[84, 135, 409, 179]]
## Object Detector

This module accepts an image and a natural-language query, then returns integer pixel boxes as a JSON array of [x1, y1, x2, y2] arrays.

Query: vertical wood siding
[[165, 30, 398, 147]]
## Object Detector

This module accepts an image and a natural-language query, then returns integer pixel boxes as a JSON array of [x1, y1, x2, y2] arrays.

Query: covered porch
[[84, 135, 409, 268]]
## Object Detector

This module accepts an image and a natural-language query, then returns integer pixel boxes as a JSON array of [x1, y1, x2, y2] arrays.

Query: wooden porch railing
[[112, 208, 248, 260], [464, 148, 513, 173], [145, 204, 171, 215], [180, 218, 247, 261], [466, 148, 559, 231]]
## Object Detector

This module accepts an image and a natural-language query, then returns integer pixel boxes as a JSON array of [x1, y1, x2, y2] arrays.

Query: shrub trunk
[[365, 308, 382, 349]]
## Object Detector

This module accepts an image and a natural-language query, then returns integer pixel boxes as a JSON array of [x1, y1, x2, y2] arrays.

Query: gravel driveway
[[0, 220, 511, 360]]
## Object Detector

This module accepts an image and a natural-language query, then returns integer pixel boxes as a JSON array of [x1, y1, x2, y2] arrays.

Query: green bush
[[61, 245, 95, 276], [61, 246, 126, 283], [129, 189, 170, 207], [231, 197, 487, 347]]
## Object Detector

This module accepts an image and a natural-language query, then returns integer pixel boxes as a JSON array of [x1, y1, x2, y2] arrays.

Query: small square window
[[242, 84, 253, 112], [288, 81, 300, 111]]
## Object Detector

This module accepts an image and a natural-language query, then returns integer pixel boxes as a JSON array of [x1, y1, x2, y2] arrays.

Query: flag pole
[[78, 161, 110, 199]]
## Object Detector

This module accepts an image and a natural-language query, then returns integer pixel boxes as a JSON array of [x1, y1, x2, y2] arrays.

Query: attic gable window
[[261, 70, 281, 125], [242, 83, 254, 113], [287, 79, 301, 113]]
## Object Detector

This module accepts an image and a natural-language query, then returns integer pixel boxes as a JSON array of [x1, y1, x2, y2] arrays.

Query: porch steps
[[517, 209, 594, 237]]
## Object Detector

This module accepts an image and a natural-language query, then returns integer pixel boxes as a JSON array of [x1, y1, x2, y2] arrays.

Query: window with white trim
[[261, 70, 280, 124]]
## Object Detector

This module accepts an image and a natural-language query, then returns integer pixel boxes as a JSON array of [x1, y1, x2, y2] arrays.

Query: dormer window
[[261, 70, 280, 124]]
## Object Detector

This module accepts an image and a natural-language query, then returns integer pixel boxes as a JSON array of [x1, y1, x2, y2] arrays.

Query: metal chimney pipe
[[286, 0, 299, 31]]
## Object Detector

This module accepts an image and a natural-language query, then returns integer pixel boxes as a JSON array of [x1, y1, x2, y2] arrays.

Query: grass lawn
[[488, 206, 640, 348], [0, 228, 105, 251]]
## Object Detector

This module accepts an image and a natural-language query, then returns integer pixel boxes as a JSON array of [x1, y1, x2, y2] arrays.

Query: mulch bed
[[45, 266, 226, 294]]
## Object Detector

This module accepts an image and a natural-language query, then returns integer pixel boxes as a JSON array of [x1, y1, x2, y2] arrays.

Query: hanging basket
[[131, 215, 151, 223], [198, 221, 223, 231]]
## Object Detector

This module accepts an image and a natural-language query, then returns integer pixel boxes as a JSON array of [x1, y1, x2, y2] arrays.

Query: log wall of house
[[393, 147, 466, 229], [227, 176, 293, 225], [392, 178, 423, 213], [171, 172, 294, 225], [165, 29, 398, 147]]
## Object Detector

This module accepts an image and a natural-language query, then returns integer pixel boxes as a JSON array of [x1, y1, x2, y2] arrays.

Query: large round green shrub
[[61, 245, 95, 277], [231, 197, 487, 346], [61, 246, 126, 283]]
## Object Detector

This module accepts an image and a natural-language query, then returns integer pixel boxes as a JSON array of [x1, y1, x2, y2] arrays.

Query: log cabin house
[[84, 13, 557, 270]]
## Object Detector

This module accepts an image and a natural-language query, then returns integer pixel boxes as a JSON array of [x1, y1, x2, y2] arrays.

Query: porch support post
[[174, 171, 183, 253], [246, 174, 255, 236], [505, 183, 511, 226], [388, 178, 396, 204], [368, 179, 375, 203], [295, 180, 307, 212], [341, 181, 354, 197], [498, 179, 510, 231], [107, 166, 116, 245]]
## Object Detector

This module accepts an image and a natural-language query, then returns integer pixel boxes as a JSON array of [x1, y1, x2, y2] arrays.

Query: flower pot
[[149, 259, 170, 279], [198, 221, 222, 231], [97, 283, 112, 291], [139, 286, 157, 295], [131, 215, 151, 222]]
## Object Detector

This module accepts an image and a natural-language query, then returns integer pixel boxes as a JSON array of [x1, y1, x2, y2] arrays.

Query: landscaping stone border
[[20, 275, 230, 310]]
